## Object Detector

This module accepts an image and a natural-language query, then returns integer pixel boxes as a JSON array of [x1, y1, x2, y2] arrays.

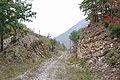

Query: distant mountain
[[56, 19, 90, 48]]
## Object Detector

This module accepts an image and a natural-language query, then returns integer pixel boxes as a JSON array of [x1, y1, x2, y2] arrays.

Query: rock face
[[77, 22, 120, 80], [77, 22, 120, 58], [0, 33, 50, 64]]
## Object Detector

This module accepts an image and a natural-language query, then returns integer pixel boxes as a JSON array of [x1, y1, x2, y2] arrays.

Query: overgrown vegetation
[[69, 30, 80, 57], [0, 34, 65, 79], [50, 38, 57, 52], [110, 24, 120, 38], [0, 36, 53, 79], [105, 49, 119, 66], [79, 0, 115, 22], [56, 42, 66, 51], [0, 64, 32, 80], [0, 1, 65, 79], [104, 22, 120, 38], [104, 22, 110, 28], [80, 0, 120, 38], [79, 58, 87, 68], [67, 56, 104, 80], [0, 0, 36, 52], [68, 0, 120, 80], [0, 61, 43, 80]]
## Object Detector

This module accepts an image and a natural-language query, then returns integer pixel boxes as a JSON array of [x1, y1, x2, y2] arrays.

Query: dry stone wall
[[77, 22, 120, 58]]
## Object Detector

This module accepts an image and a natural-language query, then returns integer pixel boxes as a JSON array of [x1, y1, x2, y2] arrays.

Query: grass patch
[[105, 49, 119, 66], [80, 71, 94, 80], [67, 55, 80, 65], [66, 65, 94, 80], [67, 55, 88, 68], [67, 57, 93, 80], [110, 24, 120, 38], [40, 36, 51, 46], [66, 63, 105, 80], [79, 58, 87, 68], [0, 59, 44, 80], [66, 56, 104, 80], [0, 63, 32, 80]]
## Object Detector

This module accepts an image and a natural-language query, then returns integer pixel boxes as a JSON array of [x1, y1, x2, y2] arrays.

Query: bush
[[112, 9, 120, 13], [10, 37, 18, 44], [110, 24, 120, 38], [105, 50, 119, 66], [104, 22, 110, 28], [79, 58, 87, 68], [68, 55, 80, 65], [32, 40, 43, 47]]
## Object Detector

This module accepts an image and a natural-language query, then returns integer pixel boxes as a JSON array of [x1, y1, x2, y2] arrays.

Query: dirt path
[[14, 51, 69, 80]]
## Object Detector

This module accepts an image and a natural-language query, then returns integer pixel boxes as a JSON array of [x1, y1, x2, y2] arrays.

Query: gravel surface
[[14, 51, 68, 80]]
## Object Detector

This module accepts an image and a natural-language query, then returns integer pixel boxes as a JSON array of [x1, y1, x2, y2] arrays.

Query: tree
[[79, 0, 99, 22], [69, 30, 80, 58], [79, 0, 114, 22], [0, 0, 36, 52], [50, 38, 57, 52]]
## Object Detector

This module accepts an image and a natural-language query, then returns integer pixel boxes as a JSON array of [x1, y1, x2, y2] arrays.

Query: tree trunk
[[51, 45, 54, 52], [74, 42, 78, 58], [0, 34, 3, 52]]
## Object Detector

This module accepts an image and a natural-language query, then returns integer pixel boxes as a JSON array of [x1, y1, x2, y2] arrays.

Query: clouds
[[25, 0, 85, 37]]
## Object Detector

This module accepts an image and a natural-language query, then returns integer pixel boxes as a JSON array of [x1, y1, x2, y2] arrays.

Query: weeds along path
[[14, 51, 69, 80]]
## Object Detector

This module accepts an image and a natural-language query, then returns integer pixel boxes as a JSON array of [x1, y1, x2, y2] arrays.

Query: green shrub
[[68, 55, 80, 65], [105, 50, 119, 65], [112, 9, 120, 13], [79, 58, 87, 68], [81, 71, 93, 80], [110, 24, 120, 38], [40, 37, 51, 45], [0, 63, 34, 80], [104, 22, 110, 28], [32, 40, 43, 46], [10, 37, 17, 44]]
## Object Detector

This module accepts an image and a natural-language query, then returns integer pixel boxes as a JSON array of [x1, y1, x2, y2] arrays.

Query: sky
[[25, 0, 86, 37]]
